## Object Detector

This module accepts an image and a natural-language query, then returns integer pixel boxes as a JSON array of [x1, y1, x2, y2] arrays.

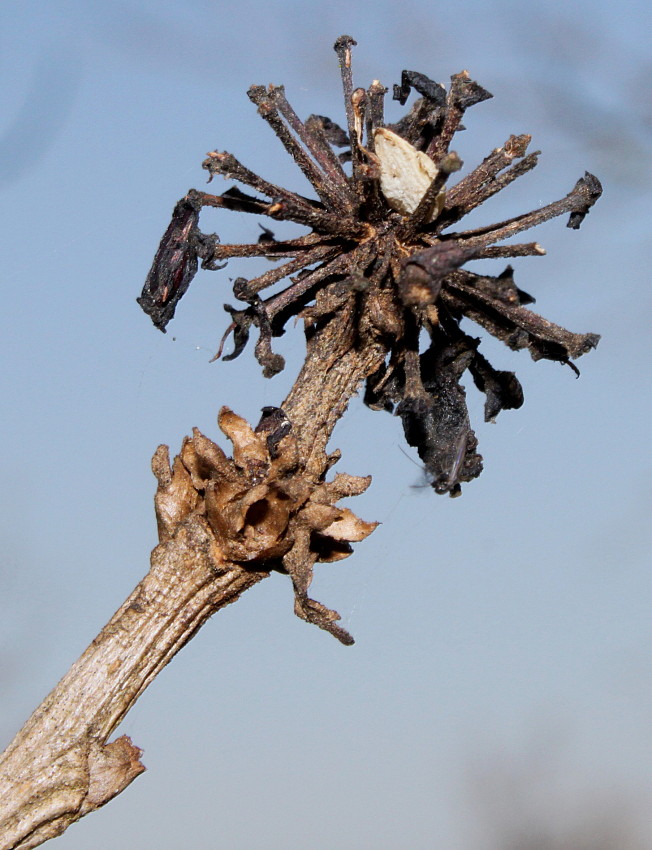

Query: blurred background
[[1, 1, 651, 847]]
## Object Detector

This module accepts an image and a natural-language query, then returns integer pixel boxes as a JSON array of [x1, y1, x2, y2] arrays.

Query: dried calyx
[[152, 406, 376, 644], [139, 35, 600, 499]]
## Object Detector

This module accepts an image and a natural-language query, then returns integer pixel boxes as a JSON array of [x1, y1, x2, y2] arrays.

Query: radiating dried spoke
[[334, 35, 366, 195], [234, 245, 342, 300], [268, 86, 357, 209], [202, 151, 358, 235], [427, 71, 492, 160], [473, 242, 546, 259], [248, 85, 343, 211], [263, 240, 376, 321], [444, 134, 532, 207], [210, 233, 327, 261], [443, 144, 540, 227], [451, 172, 602, 247]]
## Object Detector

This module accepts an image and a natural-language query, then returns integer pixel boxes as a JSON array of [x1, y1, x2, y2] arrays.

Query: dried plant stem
[[284, 310, 388, 475], [0, 523, 267, 850], [0, 310, 382, 850]]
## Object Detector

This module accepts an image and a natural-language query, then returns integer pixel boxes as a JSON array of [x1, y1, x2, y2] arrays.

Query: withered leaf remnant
[[139, 35, 601, 636]]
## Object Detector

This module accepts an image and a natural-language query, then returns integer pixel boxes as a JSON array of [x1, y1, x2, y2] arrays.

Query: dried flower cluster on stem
[[139, 34, 600, 639], [0, 36, 601, 850]]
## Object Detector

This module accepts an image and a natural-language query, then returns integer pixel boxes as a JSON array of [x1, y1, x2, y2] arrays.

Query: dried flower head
[[152, 406, 377, 644], [139, 35, 601, 498]]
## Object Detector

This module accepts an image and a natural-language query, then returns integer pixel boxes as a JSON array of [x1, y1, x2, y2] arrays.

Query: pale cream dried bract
[[373, 127, 444, 217]]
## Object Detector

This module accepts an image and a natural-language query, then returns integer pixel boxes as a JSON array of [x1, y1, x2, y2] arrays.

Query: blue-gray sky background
[[2, 1, 651, 847]]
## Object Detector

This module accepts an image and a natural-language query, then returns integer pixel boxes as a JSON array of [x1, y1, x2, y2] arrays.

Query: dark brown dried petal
[[398, 336, 483, 496], [468, 351, 524, 422], [566, 172, 603, 229], [393, 70, 447, 106], [137, 193, 202, 331]]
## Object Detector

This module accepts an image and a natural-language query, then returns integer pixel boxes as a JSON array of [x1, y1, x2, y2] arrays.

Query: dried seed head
[[140, 36, 601, 499]]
